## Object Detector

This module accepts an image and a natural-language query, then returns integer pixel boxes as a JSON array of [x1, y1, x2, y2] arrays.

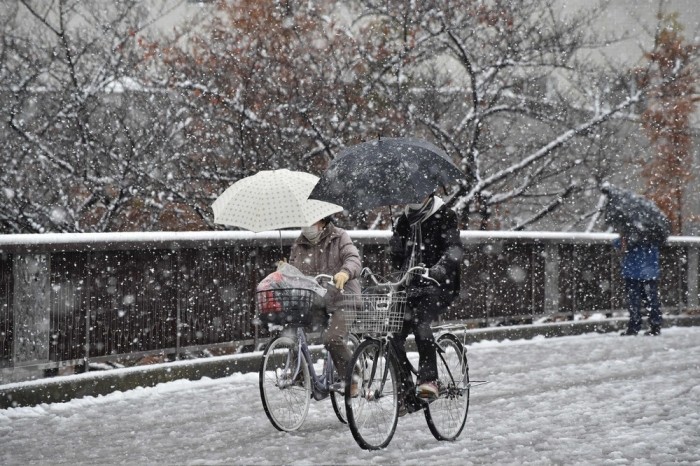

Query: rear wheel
[[330, 333, 360, 424], [345, 338, 399, 450], [425, 333, 470, 441], [259, 335, 311, 432]]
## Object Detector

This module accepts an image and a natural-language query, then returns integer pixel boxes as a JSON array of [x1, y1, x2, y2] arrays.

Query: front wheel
[[345, 338, 399, 450], [425, 333, 470, 441], [259, 335, 311, 432]]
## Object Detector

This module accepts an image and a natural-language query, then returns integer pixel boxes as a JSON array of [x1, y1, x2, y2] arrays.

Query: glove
[[334, 271, 350, 290], [428, 264, 447, 282]]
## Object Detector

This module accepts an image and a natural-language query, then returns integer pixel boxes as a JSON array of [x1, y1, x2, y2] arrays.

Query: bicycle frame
[[259, 274, 361, 432], [286, 327, 339, 401], [352, 266, 452, 395], [364, 334, 464, 412], [344, 267, 481, 449]]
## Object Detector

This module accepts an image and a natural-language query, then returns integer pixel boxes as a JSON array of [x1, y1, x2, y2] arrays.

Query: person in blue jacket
[[615, 236, 662, 336]]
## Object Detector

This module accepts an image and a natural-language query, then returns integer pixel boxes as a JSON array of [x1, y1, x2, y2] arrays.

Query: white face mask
[[301, 224, 323, 242]]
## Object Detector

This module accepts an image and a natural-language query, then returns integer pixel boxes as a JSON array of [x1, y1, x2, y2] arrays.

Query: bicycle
[[256, 275, 359, 432], [341, 266, 481, 450]]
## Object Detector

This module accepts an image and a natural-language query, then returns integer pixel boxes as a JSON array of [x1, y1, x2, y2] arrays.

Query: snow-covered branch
[[452, 91, 642, 214]]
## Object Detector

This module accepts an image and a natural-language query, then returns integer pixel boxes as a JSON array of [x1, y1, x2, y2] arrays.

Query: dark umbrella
[[600, 184, 671, 245], [309, 137, 463, 211]]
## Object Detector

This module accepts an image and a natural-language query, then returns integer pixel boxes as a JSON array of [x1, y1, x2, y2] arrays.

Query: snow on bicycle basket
[[342, 290, 407, 334], [255, 263, 326, 326]]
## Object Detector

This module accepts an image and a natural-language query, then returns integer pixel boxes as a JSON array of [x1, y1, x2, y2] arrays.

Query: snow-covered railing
[[0, 230, 697, 382], [1, 229, 696, 249], [0, 230, 307, 252]]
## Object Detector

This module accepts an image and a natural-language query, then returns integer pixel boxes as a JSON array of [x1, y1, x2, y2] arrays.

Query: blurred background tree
[[637, 13, 699, 234], [0, 0, 200, 232], [1, 0, 698, 234]]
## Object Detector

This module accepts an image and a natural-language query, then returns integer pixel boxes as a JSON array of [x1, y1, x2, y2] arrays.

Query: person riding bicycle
[[289, 216, 362, 393], [390, 193, 463, 401]]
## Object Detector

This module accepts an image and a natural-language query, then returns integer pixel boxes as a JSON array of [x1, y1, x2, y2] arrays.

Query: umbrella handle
[[278, 230, 284, 260]]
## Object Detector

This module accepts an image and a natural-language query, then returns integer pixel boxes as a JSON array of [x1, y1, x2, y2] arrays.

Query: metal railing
[[0, 230, 697, 382]]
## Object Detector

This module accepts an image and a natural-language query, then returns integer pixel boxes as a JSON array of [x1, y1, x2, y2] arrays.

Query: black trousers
[[625, 278, 662, 333], [392, 290, 452, 386]]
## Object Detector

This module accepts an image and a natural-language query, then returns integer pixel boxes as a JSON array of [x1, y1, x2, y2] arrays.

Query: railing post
[[83, 252, 91, 373], [544, 244, 560, 316], [84, 302, 90, 373], [250, 244, 260, 351], [175, 251, 182, 360], [12, 254, 51, 368], [687, 246, 699, 310]]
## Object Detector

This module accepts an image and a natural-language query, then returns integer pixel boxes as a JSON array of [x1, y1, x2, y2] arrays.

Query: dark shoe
[[349, 381, 359, 397], [280, 370, 305, 388], [329, 380, 359, 397], [644, 326, 661, 336], [293, 376, 306, 387], [620, 329, 638, 336], [397, 400, 408, 417], [330, 369, 361, 397], [349, 363, 362, 397]]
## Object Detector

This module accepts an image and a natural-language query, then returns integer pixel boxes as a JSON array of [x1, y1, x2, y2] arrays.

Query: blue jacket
[[614, 239, 660, 280]]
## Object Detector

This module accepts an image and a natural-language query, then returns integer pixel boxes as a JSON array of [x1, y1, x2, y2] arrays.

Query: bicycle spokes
[[345, 339, 399, 450], [259, 335, 311, 432], [424, 333, 470, 441]]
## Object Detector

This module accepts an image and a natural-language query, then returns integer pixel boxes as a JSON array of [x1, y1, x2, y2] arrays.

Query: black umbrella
[[309, 137, 464, 211], [600, 184, 671, 245]]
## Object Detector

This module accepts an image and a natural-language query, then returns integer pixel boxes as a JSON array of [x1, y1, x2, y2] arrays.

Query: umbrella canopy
[[308, 137, 464, 211], [601, 184, 671, 245], [212, 169, 343, 232]]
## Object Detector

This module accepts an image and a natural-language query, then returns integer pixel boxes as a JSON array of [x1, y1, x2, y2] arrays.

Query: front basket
[[342, 292, 407, 334], [256, 288, 317, 326]]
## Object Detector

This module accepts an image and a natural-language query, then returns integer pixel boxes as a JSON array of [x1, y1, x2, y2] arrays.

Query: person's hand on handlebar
[[427, 264, 446, 282]]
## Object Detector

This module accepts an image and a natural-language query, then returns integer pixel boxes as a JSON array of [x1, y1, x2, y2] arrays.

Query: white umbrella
[[211, 169, 343, 232]]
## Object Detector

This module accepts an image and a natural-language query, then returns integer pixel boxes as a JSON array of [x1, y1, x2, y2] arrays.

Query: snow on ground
[[1, 327, 699, 465]]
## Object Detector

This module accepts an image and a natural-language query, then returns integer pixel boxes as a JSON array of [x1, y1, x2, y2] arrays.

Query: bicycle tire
[[345, 338, 399, 450], [259, 335, 311, 432], [424, 333, 470, 441], [330, 333, 361, 424]]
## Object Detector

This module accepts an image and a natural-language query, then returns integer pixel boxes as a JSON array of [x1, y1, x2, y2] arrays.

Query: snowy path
[[2, 327, 699, 465]]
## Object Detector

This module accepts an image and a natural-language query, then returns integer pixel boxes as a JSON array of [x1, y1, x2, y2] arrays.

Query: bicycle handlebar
[[361, 265, 439, 288], [315, 266, 440, 291]]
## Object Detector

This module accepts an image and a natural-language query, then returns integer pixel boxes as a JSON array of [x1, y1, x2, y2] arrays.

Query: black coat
[[390, 204, 463, 302]]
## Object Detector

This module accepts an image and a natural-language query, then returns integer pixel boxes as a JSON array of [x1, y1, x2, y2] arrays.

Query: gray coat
[[289, 223, 362, 304]]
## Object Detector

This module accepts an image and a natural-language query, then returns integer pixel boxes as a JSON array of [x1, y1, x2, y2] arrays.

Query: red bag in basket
[[261, 290, 282, 313], [257, 271, 284, 314], [255, 263, 326, 321]]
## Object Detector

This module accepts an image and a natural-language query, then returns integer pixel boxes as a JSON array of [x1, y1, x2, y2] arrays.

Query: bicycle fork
[[361, 339, 409, 406]]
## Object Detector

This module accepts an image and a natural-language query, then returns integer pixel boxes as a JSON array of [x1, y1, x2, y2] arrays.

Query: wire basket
[[342, 292, 407, 334], [256, 288, 317, 326]]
